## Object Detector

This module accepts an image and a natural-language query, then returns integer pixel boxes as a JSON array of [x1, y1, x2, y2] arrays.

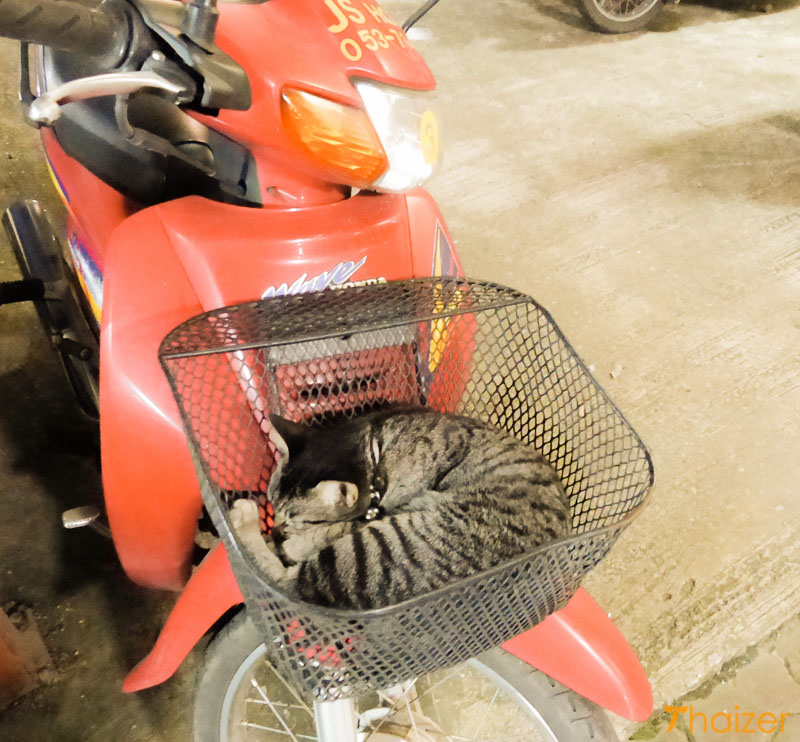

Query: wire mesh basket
[[159, 278, 653, 701]]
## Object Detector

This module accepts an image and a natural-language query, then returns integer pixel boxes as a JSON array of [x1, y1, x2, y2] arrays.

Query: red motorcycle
[[0, 1, 654, 740]]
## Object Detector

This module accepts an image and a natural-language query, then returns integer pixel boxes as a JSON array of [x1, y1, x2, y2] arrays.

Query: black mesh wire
[[160, 278, 653, 700]]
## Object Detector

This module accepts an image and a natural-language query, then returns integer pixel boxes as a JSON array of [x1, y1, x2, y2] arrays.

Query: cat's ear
[[268, 415, 308, 457]]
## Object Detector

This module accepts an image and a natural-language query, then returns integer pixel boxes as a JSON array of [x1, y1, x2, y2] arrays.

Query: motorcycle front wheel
[[193, 613, 618, 742], [576, 0, 663, 33]]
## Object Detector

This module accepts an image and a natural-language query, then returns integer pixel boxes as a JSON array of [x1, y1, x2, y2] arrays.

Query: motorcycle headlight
[[354, 80, 440, 193]]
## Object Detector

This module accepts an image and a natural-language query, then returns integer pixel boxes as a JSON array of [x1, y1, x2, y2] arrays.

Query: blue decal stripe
[[44, 154, 70, 204]]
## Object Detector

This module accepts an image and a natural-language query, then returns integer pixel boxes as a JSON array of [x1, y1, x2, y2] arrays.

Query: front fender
[[122, 544, 243, 693], [125, 559, 651, 723], [502, 587, 652, 721]]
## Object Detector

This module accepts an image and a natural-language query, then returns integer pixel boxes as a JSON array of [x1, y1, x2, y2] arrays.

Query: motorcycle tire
[[576, 0, 663, 33], [193, 611, 618, 742]]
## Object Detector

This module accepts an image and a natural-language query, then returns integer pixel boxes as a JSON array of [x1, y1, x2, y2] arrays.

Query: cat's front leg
[[230, 499, 288, 584]]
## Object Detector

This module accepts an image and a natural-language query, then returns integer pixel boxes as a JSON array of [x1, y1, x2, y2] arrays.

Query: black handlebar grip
[[0, 0, 130, 60]]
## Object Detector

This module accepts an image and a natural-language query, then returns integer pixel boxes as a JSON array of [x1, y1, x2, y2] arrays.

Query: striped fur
[[262, 408, 571, 609]]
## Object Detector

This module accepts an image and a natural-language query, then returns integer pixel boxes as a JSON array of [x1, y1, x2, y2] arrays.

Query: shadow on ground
[[0, 298, 194, 740], [636, 112, 800, 208]]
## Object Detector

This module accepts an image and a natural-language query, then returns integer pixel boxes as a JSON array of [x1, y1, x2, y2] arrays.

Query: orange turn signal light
[[281, 88, 389, 187]]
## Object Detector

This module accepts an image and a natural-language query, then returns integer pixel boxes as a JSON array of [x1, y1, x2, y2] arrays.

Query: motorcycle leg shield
[[122, 544, 243, 693]]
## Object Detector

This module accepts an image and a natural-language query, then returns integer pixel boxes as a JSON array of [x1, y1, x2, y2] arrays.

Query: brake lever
[[28, 70, 189, 126]]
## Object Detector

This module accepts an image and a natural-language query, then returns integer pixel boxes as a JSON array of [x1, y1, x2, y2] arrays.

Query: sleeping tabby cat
[[230, 407, 571, 610]]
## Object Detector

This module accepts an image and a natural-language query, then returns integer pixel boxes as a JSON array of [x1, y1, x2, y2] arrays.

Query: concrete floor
[[2, 0, 800, 739]]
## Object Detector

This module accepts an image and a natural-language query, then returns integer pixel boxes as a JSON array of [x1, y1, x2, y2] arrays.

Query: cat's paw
[[230, 498, 262, 532], [230, 500, 286, 579]]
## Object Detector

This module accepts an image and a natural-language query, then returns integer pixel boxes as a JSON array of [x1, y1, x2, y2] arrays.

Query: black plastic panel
[[38, 45, 260, 206]]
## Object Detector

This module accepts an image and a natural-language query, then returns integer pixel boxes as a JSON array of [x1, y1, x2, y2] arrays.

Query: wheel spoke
[[404, 693, 418, 738], [398, 666, 464, 709], [597, 0, 656, 19], [249, 678, 310, 742], [267, 669, 316, 720], [246, 699, 314, 712], [469, 688, 499, 741], [429, 679, 442, 726], [240, 721, 317, 740], [365, 679, 421, 740], [228, 646, 571, 742]]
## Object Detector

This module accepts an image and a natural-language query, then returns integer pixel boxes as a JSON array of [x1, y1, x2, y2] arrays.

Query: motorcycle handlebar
[[0, 0, 130, 60]]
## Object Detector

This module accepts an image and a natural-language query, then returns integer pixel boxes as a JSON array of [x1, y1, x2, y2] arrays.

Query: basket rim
[[158, 278, 530, 360]]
